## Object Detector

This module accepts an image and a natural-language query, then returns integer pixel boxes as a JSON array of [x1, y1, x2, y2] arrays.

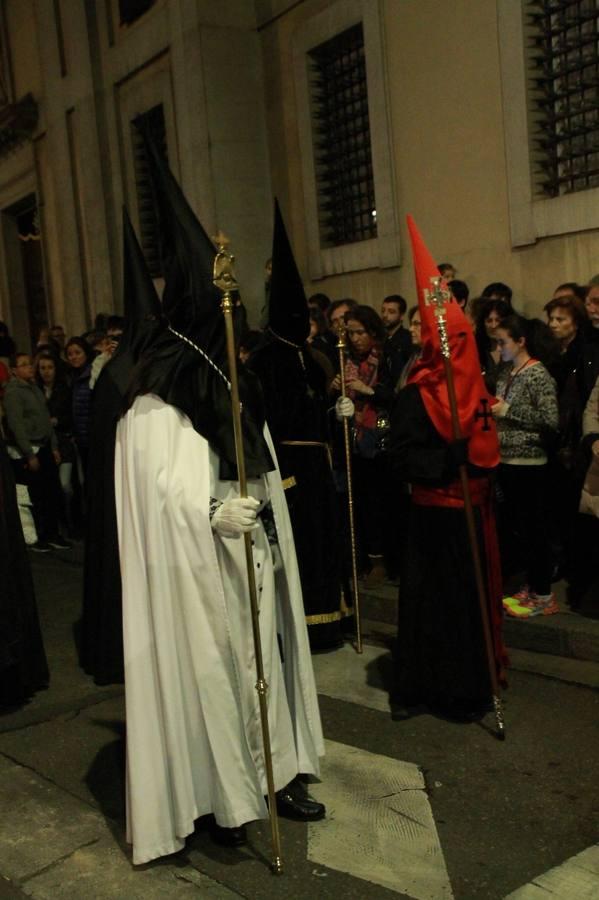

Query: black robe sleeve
[[389, 384, 459, 484]]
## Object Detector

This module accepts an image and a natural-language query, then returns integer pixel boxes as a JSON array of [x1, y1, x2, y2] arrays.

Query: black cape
[[79, 352, 138, 684], [79, 210, 162, 685], [0, 438, 49, 705], [79, 331, 163, 684], [250, 340, 346, 648], [131, 126, 272, 481]]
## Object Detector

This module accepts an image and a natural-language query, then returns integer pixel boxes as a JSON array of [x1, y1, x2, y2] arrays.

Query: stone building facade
[[0, 0, 273, 349], [1, 0, 599, 349]]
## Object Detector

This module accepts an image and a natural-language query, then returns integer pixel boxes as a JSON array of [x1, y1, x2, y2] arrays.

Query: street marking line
[[308, 739, 453, 899], [504, 844, 599, 899]]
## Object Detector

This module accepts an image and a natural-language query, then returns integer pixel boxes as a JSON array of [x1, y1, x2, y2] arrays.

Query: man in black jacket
[[380, 294, 413, 389]]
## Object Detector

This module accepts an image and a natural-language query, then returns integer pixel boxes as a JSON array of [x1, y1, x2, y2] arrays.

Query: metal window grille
[[308, 23, 377, 248], [131, 104, 167, 277], [527, 0, 599, 197]]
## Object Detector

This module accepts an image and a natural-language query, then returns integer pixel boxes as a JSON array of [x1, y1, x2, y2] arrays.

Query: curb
[[358, 582, 599, 664]]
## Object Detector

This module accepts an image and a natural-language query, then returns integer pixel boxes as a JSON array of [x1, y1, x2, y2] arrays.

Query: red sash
[[412, 479, 489, 508]]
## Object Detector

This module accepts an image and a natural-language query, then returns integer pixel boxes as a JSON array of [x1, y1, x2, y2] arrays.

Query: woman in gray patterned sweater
[[492, 315, 559, 616]]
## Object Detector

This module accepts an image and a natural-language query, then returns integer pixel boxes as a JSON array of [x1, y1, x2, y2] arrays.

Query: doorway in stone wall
[[2, 193, 48, 352]]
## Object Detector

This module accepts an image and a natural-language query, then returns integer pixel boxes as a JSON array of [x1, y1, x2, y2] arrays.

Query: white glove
[[335, 396, 355, 420], [211, 497, 260, 538]]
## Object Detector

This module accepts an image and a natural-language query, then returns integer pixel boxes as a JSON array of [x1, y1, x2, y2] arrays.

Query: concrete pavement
[[0, 547, 598, 899]]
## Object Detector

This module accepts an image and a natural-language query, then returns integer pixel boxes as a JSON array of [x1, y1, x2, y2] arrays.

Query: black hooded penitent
[[267, 199, 310, 346], [249, 200, 345, 650], [79, 208, 163, 685], [124, 122, 272, 480]]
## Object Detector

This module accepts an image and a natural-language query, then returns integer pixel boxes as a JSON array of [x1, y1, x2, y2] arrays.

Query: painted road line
[[309, 739, 453, 900], [504, 844, 599, 899]]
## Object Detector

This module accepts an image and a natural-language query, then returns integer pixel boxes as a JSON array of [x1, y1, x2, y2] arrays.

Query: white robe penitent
[[114, 394, 324, 865]]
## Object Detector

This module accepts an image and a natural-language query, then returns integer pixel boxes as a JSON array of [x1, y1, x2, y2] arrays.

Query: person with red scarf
[[388, 217, 507, 722], [332, 305, 393, 582]]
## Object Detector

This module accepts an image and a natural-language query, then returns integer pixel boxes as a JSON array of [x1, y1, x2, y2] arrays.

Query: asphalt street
[[0, 547, 598, 899]]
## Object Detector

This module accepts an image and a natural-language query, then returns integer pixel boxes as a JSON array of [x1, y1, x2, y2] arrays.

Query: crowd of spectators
[[1, 267, 599, 619], [290, 271, 599, 619], [0, 315, 125, 550]]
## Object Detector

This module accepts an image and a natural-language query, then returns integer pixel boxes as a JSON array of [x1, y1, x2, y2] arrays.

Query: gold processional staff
[[336, 322, 363, 655], [213, 234, 284, 873], [428, 275, 506, 741]]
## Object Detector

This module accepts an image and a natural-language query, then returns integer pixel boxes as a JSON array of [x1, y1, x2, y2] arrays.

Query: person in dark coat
[[380, 294, 413, 388], [546, 295, 599, 431], [65, 336, 95, 477], [544, 294, 599, 579], [250, 200, 354, 649], [0, 320, 16, 363], [35, 351, 75, 534], [79, 209, 162, 685], [0, 435, 49, 706], [474, 297, 511, 395]]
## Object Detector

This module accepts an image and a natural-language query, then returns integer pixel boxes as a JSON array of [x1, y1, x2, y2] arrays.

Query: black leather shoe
[[276, 783, 326, 821], [209, 821, 248, 847]]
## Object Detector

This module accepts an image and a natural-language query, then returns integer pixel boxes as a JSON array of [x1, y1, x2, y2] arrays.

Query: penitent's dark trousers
[[11, 444, 63, 542]]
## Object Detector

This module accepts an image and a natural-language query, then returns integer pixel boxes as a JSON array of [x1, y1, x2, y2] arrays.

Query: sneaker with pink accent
[[539, 595, 559, 615], [506, 585, 530, 602], [525, 593, 560, 616]]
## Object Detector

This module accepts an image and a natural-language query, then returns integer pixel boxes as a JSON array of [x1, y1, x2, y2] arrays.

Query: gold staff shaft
[[215, 244, 284, 873], [337, 326, 363, 654], [429, 278, 505, 740]]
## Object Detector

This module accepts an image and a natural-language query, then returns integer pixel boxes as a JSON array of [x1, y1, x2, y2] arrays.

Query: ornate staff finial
[[212, 231, 238, 300], [425, 275, 451, 359], [335, 318, 348, 349]]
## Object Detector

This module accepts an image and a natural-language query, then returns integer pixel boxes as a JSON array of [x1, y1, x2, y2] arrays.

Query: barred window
[[308, 23, 377, 248], [527, 0, 599, 197], [131, 104, 167, 277]]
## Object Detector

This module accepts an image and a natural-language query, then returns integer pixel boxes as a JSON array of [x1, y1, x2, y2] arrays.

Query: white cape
[[114, 394, 324, 865]]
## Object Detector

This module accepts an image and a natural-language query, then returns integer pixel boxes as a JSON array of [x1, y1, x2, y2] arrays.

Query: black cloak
[[79, 209, 162, 684], [250, 200, 346, 649], [0, 437, 49, 705]]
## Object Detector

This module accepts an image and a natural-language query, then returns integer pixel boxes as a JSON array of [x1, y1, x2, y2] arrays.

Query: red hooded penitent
[[406, 215, 499, 469]]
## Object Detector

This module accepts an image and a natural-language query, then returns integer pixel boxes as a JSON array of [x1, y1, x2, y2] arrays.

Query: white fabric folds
[[114, 394, 324, 865]]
